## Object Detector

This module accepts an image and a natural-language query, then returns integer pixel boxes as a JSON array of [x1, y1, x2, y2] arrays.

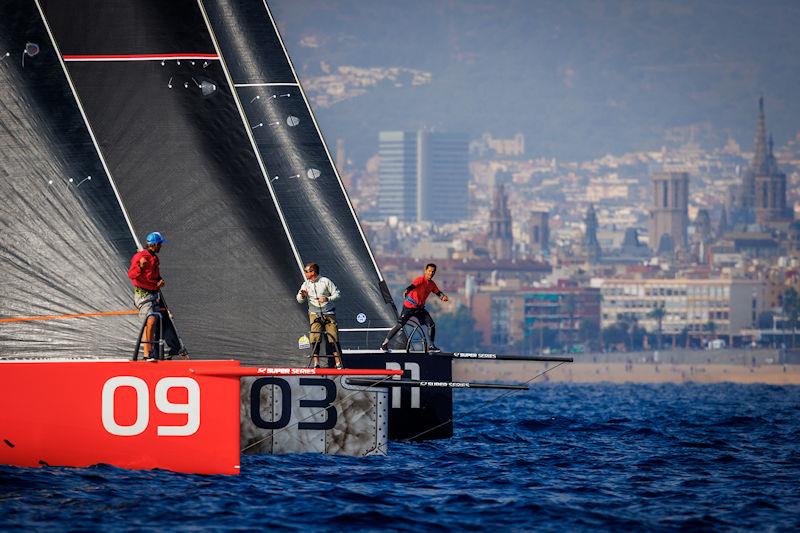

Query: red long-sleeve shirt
[[128, 249, 161, 291], [403, 275, 440, 309]]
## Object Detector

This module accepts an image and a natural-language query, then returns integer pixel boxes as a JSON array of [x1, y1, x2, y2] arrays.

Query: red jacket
[[128, 249, 161, 291], [403, 275, 440, 309]]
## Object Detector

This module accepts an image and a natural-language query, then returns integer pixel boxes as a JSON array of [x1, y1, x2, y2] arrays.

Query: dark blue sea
[[2, 384, 799, 531]]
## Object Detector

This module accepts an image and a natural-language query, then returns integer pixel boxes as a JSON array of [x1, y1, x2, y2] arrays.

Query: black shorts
[[398, 306, 434, 328]]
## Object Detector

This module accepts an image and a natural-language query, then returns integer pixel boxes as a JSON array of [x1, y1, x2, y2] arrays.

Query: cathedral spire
[[752, 96, 768, 174], [717, 205, 728, 237], [583, 204, 601, 262], [768, 133, 778, 173]]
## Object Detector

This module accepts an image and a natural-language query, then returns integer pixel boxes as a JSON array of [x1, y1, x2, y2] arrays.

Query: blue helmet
[[145, 231, 166, 245]]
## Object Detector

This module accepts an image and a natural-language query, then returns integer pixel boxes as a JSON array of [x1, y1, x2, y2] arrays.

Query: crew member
[[128, 231, 185, 360], [381, 263, 448, 353], [296, 262, 343, 369]]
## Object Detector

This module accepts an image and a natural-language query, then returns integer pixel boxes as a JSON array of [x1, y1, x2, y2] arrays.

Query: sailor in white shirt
[[296, 262, 343, 369]]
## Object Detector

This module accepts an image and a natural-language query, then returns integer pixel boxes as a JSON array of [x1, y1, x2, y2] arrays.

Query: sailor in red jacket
[[381, 263, 449, 352], [128, 231, 185, 360]]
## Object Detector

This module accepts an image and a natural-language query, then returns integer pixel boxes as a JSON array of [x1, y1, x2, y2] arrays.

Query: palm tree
[[647, 303, 666, 350]]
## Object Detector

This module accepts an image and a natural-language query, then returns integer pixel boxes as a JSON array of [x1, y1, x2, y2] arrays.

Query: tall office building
[[417, 131, 470, 223], [649, 171, 689, 253], [378, 130, 469, 223], [378, 131, 418, 221]]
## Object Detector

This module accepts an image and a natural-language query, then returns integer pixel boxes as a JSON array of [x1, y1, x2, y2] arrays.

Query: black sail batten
[[38, 0, 309, 365], [0, 0, 139, 358], [201, 0, 399, 349]]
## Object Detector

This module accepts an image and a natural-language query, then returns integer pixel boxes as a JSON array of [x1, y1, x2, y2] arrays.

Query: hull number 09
[[101, 376, 200, 437]]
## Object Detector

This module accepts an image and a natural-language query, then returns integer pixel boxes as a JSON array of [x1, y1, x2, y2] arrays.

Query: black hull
[[341, 352, 453, 441]]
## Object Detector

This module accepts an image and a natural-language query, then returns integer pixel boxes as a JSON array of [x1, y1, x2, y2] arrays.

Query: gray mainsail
[[0, 0, 139, 357], [18, 0, 307, 364]]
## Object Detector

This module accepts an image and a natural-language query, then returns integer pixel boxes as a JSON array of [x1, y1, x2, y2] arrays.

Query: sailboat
[[0, 0, 570, 474]]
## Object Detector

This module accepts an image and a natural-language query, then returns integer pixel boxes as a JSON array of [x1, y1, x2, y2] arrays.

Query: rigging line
[[402, 361, 568, 442], [339, 328, 393, 332], [240, 374, 394, 453], [195, 0, 305, 275], [258, 0, 387, 283], [0, 310, 138, 324], [33, 0, 142, 250]]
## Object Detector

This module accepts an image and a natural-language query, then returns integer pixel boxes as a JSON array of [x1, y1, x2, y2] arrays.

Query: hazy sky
[[269, 0, 800, 161]]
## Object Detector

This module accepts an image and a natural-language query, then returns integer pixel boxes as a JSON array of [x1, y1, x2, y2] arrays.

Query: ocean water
[[1, 383, 799, 531]]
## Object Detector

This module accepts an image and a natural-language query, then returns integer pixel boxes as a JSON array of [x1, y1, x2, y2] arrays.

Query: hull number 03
[[101, 376, 200, 437]]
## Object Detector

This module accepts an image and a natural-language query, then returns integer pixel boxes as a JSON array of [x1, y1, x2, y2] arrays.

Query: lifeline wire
[[403, 361, 567, 442]]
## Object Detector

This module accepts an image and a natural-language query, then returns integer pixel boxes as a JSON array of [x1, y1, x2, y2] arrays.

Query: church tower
[[755, 132, 791, 224], [738, 98, 791, 225], [649, 171, 689, 253], [583, 204, 601, 263], [487, 182, 513, 261]]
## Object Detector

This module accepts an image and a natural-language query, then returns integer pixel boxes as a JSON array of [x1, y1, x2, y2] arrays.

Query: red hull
[[0, 360, 241, 475]]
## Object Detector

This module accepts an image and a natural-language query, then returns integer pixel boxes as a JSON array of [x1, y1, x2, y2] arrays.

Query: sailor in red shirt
[[128, 231, 186, 360], [381, 263, 449, 352]]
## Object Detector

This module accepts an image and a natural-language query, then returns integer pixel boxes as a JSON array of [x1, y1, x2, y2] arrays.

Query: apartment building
[[472, 281, 601, 348], [594, 277, 767, 335]]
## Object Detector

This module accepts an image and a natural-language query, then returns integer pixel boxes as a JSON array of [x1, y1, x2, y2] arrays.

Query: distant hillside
[[269, 0, 800, 164]]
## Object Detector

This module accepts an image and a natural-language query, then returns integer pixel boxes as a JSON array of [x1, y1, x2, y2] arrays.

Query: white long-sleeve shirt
[[296, 276, 340, 314]]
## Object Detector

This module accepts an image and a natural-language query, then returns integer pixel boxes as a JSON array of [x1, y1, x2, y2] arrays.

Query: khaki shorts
[[134, 290, 159, 321], [309, 313, 339, 344]]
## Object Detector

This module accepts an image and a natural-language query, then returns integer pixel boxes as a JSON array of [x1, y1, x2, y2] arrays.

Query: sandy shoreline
[[453, 361, 800, 385]]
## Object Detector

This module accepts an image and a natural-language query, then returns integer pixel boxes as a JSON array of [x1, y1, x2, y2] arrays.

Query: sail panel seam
[[34, 0, 142, 250], [64, 53, 219, 62], [234, 82, 298, 87]]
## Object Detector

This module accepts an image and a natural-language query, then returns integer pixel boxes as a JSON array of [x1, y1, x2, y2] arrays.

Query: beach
[[454, 358, 800, 385]]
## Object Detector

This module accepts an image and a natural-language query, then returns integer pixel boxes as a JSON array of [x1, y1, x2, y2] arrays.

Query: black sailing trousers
[[385, 306, 436, 344]]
